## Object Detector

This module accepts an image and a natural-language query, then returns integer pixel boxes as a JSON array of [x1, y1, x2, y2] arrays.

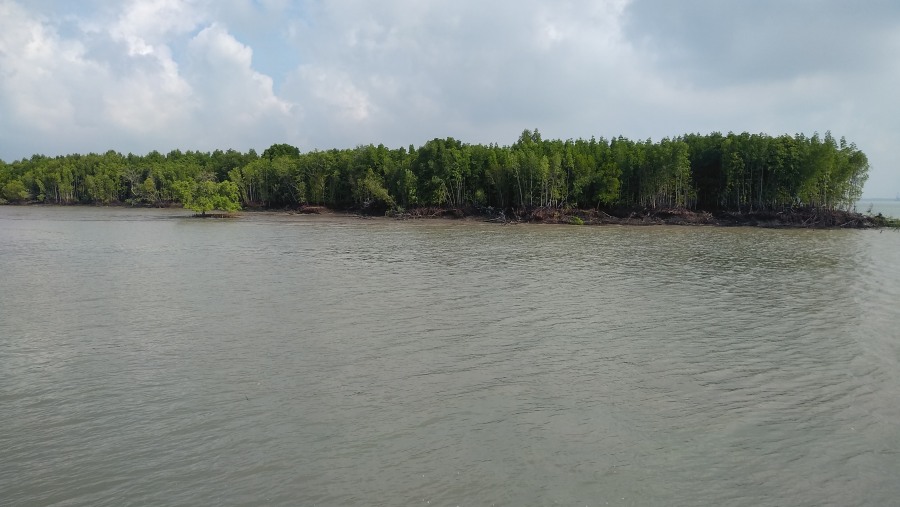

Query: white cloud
[[290, 66, 371, 122], [110, 0, 204, 55], [102, 57, 193, 134], [0, 0, 199, 150], [0, 1, 97, 131], [183, 23, 296, 143], [0, 0, 897, 196], [0, 0, 300, 155], [275, 0, 645, 147]]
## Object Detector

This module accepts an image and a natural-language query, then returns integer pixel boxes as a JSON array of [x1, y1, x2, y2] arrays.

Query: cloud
[[110, 0, 204, 56], [617, 0, 900, 195], [100, 0, 198, 135], [0, 0, 299, 156], [0, 0, 197, 152], [0, 0, 897, 196], [0, 1, 99, 131], [623, 0, 900, 86], [184, 23, 296, 145], [277, 0, 641, 147]]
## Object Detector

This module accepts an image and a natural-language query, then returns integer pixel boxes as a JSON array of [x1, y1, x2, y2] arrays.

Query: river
[[1, 206, 899, 506]]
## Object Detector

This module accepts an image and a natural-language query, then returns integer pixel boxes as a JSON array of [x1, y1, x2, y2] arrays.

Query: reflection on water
[[1, 207, 899, 506]]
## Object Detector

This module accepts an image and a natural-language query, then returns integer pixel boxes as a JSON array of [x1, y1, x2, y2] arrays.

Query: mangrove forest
[[0, 130, 872, 222]]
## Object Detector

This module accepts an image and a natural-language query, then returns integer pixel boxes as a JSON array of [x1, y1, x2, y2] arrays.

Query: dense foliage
[[0, 130, 869, 212]]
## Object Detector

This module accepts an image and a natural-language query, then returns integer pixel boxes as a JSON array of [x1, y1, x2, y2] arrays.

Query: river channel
[[1, 206, 898, 506]]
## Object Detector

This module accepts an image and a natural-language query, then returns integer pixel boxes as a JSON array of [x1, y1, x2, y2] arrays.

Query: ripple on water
[[1, 209, 899, 506]]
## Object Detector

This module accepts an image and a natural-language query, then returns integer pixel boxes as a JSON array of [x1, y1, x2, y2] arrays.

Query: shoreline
[[284, 204, 897, 229], [3, 202, 897, 228]]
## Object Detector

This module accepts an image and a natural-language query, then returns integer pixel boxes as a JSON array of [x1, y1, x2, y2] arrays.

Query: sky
[[1, 0, 898, 197]]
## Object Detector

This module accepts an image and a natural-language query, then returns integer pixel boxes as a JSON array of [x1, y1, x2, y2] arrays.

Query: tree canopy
[[173, 179, 241, 215], [0, 131, 869, 213]]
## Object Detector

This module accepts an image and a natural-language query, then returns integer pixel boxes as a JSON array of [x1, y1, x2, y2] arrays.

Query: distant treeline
[[0, 130, 869, 212]]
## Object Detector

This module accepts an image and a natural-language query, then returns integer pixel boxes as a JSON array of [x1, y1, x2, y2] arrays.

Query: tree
[[262, 143, 301, 160], [0, 129, 873, 215], [136, 176, 158, 205], [2, 179, 30, 203], [173, 179, 241, 215]]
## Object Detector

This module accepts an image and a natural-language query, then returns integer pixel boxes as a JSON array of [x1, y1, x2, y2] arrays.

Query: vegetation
[[871, 213, 900, 228], [0, 130, 872, 218], [173, 179, 241, 215]]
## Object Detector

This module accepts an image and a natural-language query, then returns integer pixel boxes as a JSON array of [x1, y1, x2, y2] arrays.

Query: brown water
[[1, 206, 899, 506]]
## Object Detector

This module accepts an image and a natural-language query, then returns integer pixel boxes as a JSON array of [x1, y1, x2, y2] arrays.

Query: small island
[[0, 130, 895, 227]]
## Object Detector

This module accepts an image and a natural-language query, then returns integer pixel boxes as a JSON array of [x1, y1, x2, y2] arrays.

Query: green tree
[[136, 176, 158, 204], [173, 179, 241, 215], [2, 179, 30, 203]]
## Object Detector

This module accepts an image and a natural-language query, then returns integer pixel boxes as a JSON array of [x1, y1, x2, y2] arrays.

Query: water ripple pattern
[[1, 207, 899, 506]]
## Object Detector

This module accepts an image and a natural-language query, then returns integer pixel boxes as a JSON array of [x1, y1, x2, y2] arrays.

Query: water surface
[[1, 207, 899, 506]]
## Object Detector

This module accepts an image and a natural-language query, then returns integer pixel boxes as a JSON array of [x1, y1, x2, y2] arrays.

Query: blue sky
[[1, 0, 898, 197]]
